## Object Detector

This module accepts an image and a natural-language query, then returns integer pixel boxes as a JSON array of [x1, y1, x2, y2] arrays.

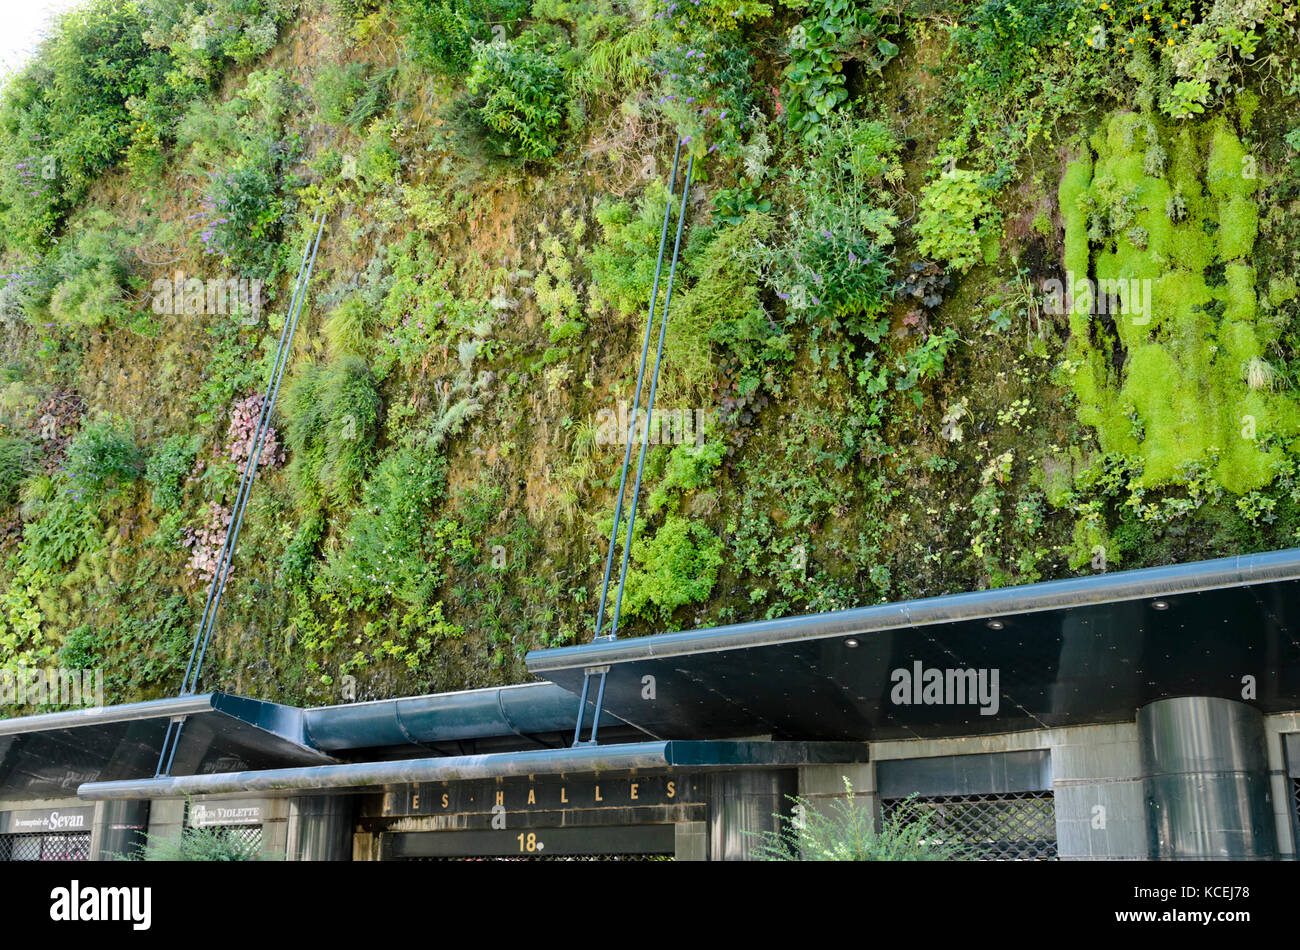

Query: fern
[[575, 25, 655, 98]]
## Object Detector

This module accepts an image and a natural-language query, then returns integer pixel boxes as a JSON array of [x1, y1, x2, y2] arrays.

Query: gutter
[[76, 740, 870, 799]]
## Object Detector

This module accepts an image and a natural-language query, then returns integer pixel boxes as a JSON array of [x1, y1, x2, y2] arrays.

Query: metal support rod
[[157, 210, 326, 777], [571, 669, 594, 746], [607, 156, 694, 641], [588, 670, 608, 745], [592, 139, 683, 641], [179, 209, 323, 695], [189, 212, 326, 689]]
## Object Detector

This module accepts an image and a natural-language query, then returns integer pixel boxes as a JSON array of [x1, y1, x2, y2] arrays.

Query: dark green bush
[[0, 436, 37, 507], [456, 41, 569, 163], [65, 418, 143, 498], [201, 138, 293, 278], [282, 356, 383, 510], [323, 447, 449, 609], [145, 433, 199, 511], [395, 0, 531, 75], [958, 0, 1084, 91]]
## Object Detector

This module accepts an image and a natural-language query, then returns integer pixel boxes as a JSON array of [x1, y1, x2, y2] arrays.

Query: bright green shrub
[[670, 213, 779, 396], [323, 296, 375, 359], [916, 167, 999, 273], [21, 484, 104, 573], [323, 447, 450, 609], [620, 515, 724, 623], [646, 439, 726, 516], [44, 223, 132, 329], [356, 119, 400, 189], [587, 184, 677, 319]]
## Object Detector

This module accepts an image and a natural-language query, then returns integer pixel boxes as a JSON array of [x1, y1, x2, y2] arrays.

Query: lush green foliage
[[65, 418, 143, 498], [751, 780, 974, 861], [463, 41, 570, 161], [620, 514, 724, 623], [282, 356, 384, 510], [145, 434, 199, 511], [916, 167, 999, 273], [0, 436, 36, 506], [395, 0, 532, 74], [4, 0, 1300, 711]]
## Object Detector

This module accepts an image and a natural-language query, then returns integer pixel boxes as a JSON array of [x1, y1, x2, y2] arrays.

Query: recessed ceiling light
[[987, 620, 1005, 630], [1152, 600, 1169, 611], [844, 638, 859, 648]]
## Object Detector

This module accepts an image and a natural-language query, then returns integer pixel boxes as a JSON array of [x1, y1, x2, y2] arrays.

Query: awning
[[0, 694, 333, 801], [525, 549, 1300, 741]]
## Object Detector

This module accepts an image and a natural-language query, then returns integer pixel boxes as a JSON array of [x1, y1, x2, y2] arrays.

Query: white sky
[[0, 0, 86, 79]]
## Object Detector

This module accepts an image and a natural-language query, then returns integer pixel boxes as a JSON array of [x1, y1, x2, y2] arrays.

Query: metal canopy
[[525, 549, 1300, 741], [76, 740, 869, 800], [0, 694, 333, 801], [303, 682, 637, 758], [0, 684, 635, 800]]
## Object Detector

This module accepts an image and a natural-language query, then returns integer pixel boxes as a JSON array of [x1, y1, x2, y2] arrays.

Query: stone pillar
[[287, 795, 354, 861], [1139, 696, 1277, 860], [707, 770, 797, 861], [99, 800, 150, 861]]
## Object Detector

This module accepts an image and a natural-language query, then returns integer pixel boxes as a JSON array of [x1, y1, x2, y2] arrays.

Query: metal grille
[[1292, 779, 1299, 851], [0, 831, 91, 861], [881, 791, 1058, 861], [406, 853, 673, 862], [210, 824, 263, 854]]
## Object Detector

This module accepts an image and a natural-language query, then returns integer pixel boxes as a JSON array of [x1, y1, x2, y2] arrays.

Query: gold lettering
[[441, 793, 449, 809], [495, 790, 504, 807], [595, 785, 603, 802], [561, 787, 568, 804], [412, 793, 420, 810], [527, 788, 536, 805], [630, 783, 638, 800], [666, 781, 675, 799]]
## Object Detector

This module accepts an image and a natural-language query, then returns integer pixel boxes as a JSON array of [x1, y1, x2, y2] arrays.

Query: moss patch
[[1060, 110, 1299, 493]]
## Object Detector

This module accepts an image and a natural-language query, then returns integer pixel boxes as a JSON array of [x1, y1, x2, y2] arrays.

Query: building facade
[[3, 549, 1300, 861]]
